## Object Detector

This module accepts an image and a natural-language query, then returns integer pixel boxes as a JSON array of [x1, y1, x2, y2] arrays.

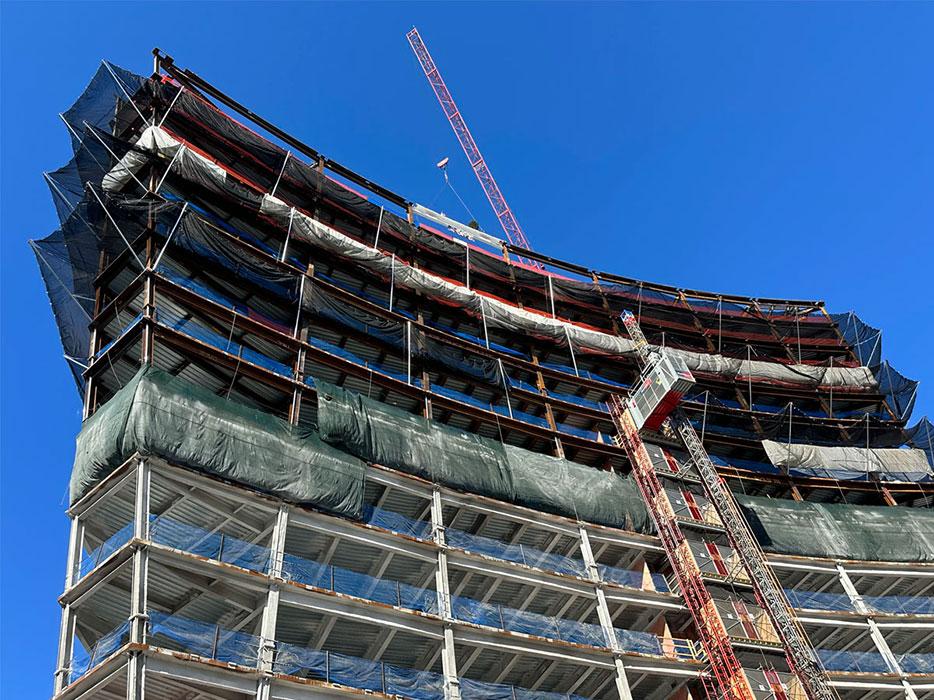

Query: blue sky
[[2, 1, 932, 695]]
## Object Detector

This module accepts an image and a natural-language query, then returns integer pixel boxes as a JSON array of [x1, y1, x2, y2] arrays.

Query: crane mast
[[406, 27, 541, 267]]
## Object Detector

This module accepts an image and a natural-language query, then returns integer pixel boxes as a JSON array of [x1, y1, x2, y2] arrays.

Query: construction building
[[33, 51, 934, 700]]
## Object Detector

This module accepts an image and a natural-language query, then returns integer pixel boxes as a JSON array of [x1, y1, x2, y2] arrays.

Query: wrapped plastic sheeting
[[737, 494, 934, 563], [148, 611, 260, 668], [315, 380, 652, 532], [71, 366, 366, 516], [761, 440, 932, 477]]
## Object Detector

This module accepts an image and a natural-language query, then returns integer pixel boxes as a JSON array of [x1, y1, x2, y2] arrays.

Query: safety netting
[[314, 378, 652, 533], [147, 610, 597, 699], [781, 588, 934, 616], [36, 61, 928, 470], [92, 116, 894, 394], [69, 619, 130, 683], [737, 494, 934, 563], [78, 521, 135, 579], [71, 365, 367, 515], [71, 365, 934, 563], [363, 505, 669, 593], [818, 649, 892, 674], [144, 75, 853, 363], [111, 510, 678, 656], [760, 440, 933, 481], [35, 60, 929, 449]]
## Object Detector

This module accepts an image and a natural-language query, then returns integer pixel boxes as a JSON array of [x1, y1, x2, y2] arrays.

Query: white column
[[127, 460, 151, 700], [259, 506, 289, 673], [54, 515, 86, 692], [64, 515, 85, 590], [431, 488, 461, 700], [837, 565, 916, 699], [580, 526, 634, 700], [53, 603, 77, 694], [126, 652, 146, 700], [129, 460, 151, 644]]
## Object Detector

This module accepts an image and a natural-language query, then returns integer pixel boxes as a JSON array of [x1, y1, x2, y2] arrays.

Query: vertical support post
[[55, 503, 88, 691], [430, 488, 461, 700], [126, 652, 146, 700], [579, 527, 634, 700], [259, 505, 289, 677], [127, 459, 151, 700], [836, 566, 913, 691], [65, 516, 85, 591], [140, 273, 155, 365], [54, 603, 77, 693]]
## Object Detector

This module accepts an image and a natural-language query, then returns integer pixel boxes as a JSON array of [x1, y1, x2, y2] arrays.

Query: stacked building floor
[[34, 54, 934, 700]]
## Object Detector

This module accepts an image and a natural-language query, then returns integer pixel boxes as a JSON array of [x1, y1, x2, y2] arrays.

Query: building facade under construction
[[33, 53, 934, 700]]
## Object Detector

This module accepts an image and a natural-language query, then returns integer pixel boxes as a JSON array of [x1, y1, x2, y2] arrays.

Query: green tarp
[[71, 366, 367, 517], [71, 368, 932, 562], [737, 494, 934, 563], [315, 380, 652, 533]]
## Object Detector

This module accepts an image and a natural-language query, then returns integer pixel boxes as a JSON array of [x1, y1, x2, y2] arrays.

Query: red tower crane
[[406, 27, 542, 268]]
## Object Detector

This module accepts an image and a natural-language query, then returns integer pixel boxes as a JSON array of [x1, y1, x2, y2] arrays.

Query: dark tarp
[[71, 366, 366, 517], [315, 379, 651, 532], [737, 494, 934, 563]]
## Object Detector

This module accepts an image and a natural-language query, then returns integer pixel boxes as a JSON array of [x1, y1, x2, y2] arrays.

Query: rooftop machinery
[[406, 27, 543, 268], [611, 311, 840, 700]]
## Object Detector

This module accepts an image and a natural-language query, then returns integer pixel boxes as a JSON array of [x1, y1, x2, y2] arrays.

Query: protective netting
[[818, 649, 891, 674], [315, 379, 652, 533], [761, 440, 932, 480], [78, 521, 135, 579], [782, 589, 857, 613], [898, 653, 934, 675], [903, 417, 934, 471], [71, 365, 366, 515], [144, 512, 677, 653], [36, 61, 929, 449], [62, 62, 147, 153], [150, 516, 273, 573], [97, 122, 896, 393], [365, 505, 669, 592], [150, 610, 595, 699], [148, 610, 261, 666], [146, 77, 852, 362], [831, 312, 883, 369], [737, 494, 934, 563], [69, 619, 130, 683]]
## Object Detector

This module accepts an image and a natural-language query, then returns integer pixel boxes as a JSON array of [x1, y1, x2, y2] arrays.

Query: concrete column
[[580, 527, 634, 700], [431, 487, 461, 700]]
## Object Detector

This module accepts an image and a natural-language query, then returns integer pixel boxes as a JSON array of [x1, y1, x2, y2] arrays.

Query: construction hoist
[[609, 311, 838, 700]]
